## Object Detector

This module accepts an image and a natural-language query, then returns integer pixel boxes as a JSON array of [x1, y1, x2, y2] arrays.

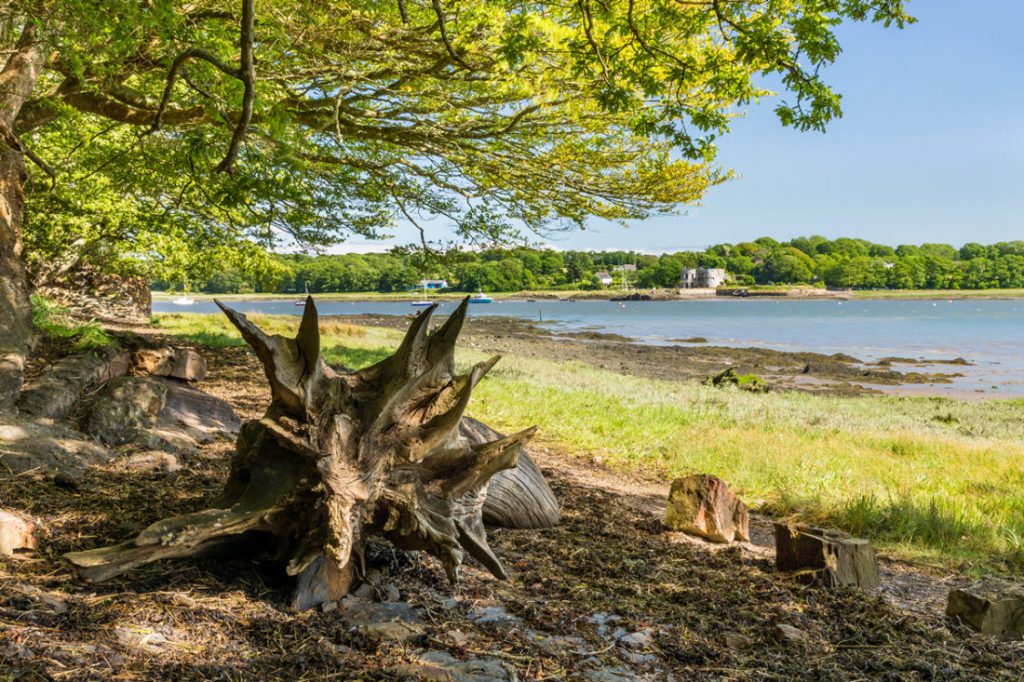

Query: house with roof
[[593, 271, 614, 287]]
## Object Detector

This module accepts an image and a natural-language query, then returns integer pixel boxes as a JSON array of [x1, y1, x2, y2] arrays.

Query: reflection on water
[[154, 298, 1024, 397]]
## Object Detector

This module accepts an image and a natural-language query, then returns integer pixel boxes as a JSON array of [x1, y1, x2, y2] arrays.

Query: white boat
[[295, 282, 310, 305], [411, 301, 434, 307], [171, 296, 195, 306], [469, 291, 493, 304]]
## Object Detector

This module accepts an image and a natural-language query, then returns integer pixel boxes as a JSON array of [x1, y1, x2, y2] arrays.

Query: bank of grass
[[851, 288, 1024, 300], [154, 312, 1024, 574]]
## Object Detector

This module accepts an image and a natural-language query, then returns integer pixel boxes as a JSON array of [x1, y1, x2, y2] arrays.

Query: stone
[[618, 628, 656, 649], [0, 508, 37, 556], [722, 631, 751, 650], [122, 450, 181, 474], [946, 586, 1024, 640], [664, 474, 749, 543], [774, 523, 880, 589], [84, 376, 166, 446], [468, 603, 521, 626], [84, 376, 239, 452], [0, 415, 113, 475], [338, 596, 427, 646], [133, 347, 207, 382], [16, 349, 130, 420], [389, 650, 515, 682], [772, 624, 811, 645]]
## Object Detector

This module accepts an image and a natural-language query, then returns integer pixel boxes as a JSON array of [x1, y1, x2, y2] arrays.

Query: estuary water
[[153, 297, 1024, 397]]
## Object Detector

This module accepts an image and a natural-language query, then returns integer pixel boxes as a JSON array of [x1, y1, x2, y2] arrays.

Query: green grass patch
[[154, 311, 1024, 574], [32, 295, 115, 351]]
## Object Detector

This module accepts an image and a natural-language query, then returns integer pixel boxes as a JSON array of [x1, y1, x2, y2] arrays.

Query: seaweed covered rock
[[704, 368, 767, 392]]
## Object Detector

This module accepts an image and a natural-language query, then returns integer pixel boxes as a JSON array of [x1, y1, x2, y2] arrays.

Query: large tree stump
[[67, 298, 558, 609]]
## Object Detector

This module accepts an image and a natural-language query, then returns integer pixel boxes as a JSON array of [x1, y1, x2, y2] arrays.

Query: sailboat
[[469, 290, 493, 304], [410, 281, 434, 307], [294, 281, 310, 306], [171, 295, 194, 306]]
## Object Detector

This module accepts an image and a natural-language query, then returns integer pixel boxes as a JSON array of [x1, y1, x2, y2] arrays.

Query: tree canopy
[[9, 0, 912, 285]]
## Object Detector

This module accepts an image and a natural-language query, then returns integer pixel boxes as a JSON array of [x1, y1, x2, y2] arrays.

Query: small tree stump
[[664, 474, 749, 543], [774, 524, 880, 589], [947, 587, 1024, 640]]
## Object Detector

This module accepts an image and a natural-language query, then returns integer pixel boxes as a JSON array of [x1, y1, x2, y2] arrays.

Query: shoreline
[[315, 313, 981, 399], [153, 286, 1024, 303]]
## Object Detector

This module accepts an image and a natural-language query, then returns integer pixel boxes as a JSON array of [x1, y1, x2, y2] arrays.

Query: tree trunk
[[0, 21, 45, 412], [67, 298, 560, 610], [0, 147, 32, 411]]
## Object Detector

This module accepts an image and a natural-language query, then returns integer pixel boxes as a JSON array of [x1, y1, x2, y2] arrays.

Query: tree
[[0, 0, 912, 401]]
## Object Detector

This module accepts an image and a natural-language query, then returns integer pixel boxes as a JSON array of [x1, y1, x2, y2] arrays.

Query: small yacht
[[295, 282, 310, 305], [469, 291, 493, 304], [171, 295, 195, 306]]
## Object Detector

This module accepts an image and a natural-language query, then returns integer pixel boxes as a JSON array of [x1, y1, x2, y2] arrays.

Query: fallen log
[[67, 297, 557, 609]]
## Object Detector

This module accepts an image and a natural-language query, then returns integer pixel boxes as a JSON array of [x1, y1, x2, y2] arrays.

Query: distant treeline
[[159, 237, 1024, 293]]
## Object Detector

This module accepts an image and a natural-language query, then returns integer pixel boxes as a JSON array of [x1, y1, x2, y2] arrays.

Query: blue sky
[[340, 1, 1024, 253]]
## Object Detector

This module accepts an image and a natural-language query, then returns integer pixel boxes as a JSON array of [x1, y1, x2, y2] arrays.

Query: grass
[[154, 311, 1024, 575], [851, 288, 1024, 299], [31, 295, 115, 351]]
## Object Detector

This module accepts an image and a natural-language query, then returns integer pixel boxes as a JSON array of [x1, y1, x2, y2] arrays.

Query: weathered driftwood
[[67, 297, 558, 609]]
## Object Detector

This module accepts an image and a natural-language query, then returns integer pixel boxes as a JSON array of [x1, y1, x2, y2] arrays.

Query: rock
[[0, 508, 37, 556], [946, 586, 1024, 640], [53, 470, 81, 490], [122, 450, 181, 474], [114, 627, 171, 654], [84, 376, 239, 452], [338, 596, 426, 646], [389, 650, 515, 682], [468, 603, 521, 626], [618, 628, 655, 649], [9, 583, 68, 614], [132, 347, 207, 382], [722, 631, 751, 650], [774, 524, 880, 589], [772, 624, 811, 645], [17, 349, 130, 420], [0, 415, 113, 475], [84, 376, 166, 446], [664, 475, 749, 543], [704, 368, 767, 392]]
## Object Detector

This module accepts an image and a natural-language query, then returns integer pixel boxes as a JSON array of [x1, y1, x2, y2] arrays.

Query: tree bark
[[0, 21, 45, 411], [67, 298, 560, 610]]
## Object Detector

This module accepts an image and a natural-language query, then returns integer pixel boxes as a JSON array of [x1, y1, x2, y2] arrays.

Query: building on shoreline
[[594, 271, 614, 287], [681, 267, 727, 289], [417, 279, 449, 290]]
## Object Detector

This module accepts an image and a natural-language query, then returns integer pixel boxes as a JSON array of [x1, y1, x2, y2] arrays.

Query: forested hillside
[[158, 237, 1024, 293]]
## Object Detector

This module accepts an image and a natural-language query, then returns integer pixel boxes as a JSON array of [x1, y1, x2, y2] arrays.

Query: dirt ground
[[2, 327, 1022, 680]]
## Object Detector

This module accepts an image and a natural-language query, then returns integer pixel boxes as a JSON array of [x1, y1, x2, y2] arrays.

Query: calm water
[[154, 298, 1024, 397]]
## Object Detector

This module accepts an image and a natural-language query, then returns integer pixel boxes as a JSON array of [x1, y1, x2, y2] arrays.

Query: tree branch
[[430, 0, 472, 71], [215, 0, 256, 173]]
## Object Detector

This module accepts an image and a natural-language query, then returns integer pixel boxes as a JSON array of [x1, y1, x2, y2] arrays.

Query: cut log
[[947, 587, 1024, 640], [774, 523, 880, 589], [67, 298, 557, 609]]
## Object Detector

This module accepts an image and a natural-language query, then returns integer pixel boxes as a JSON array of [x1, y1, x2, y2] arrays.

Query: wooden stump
[[67, 298, 558, 609], [774, 523, 880, 589], [947, 587, 1024, 640]]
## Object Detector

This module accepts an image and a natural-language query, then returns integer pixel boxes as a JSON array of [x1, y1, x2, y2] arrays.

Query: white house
[[594, 271, 614, 287], [680, 267, 727, 288], [418, 279, 449, 290]]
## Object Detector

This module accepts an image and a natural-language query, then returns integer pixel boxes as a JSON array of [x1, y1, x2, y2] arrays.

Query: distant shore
[[153, 286, 1024, 302]]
